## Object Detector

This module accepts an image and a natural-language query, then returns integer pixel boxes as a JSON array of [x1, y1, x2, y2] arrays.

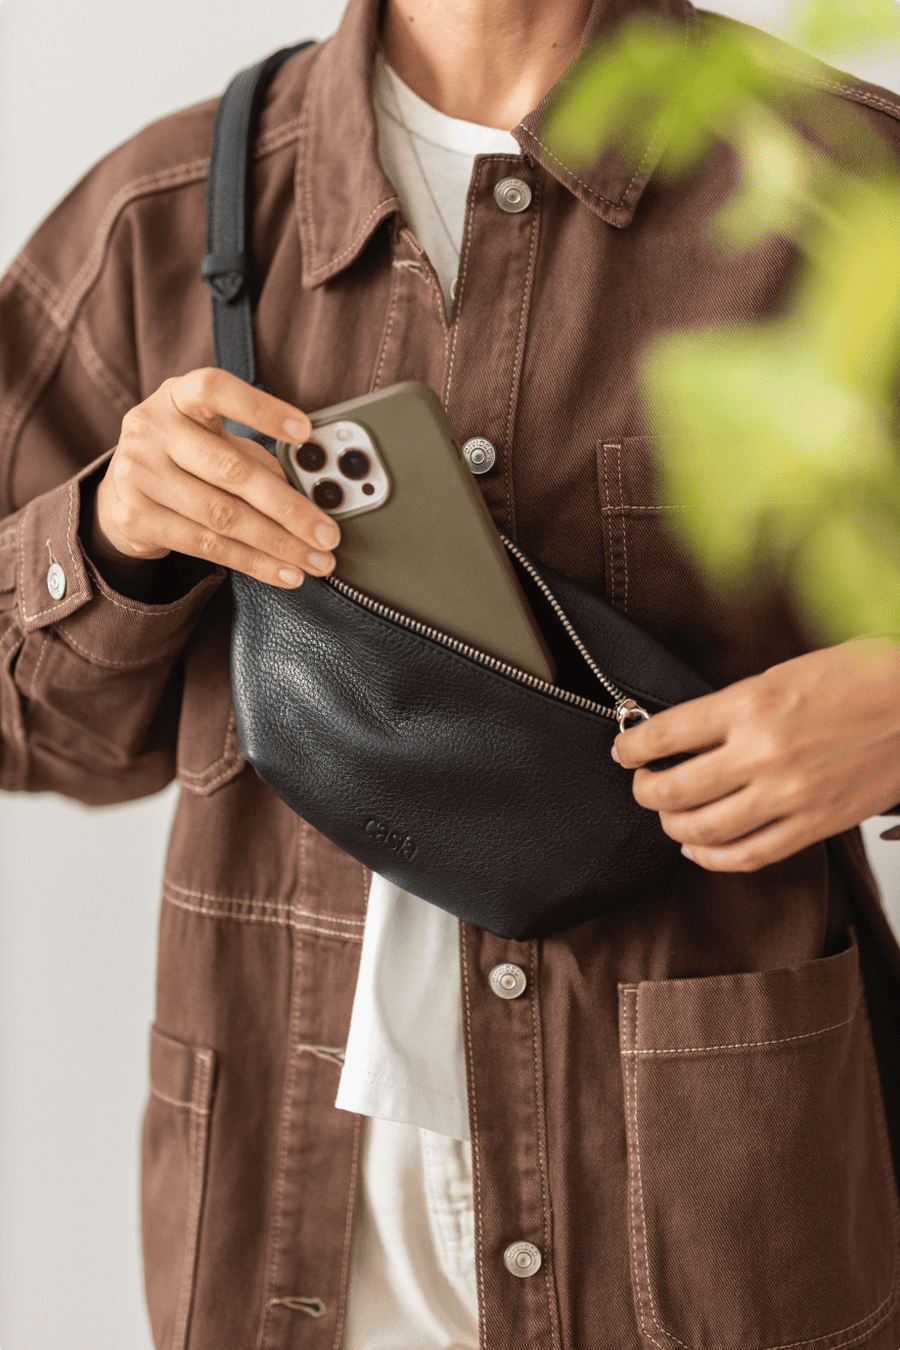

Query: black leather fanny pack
[[206, 46, 712, 940]]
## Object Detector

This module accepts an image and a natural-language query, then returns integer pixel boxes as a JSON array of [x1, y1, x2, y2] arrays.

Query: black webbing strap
[[202, 41, 314, 437]]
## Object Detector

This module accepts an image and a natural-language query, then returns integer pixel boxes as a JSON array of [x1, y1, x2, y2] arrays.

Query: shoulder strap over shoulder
[[202, 42, 314, 412]]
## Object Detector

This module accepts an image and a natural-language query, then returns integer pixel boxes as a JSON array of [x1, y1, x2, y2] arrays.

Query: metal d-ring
[[616, 699, 650, 735]]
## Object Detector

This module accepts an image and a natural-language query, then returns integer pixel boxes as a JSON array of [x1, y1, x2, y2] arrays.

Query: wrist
[[80, 474, 161, 600]]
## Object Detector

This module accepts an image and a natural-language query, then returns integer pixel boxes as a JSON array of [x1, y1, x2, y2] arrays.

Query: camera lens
[[312, 479, 344, 511], [296, 442, 326, 472], [338, 448, 370, 480]]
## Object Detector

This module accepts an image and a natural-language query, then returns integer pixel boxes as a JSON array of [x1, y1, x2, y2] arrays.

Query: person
[[2, 0, 900, 1345]]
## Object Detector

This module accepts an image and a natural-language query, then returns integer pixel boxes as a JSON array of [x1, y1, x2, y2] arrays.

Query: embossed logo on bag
[[364, 818, 418, 860]]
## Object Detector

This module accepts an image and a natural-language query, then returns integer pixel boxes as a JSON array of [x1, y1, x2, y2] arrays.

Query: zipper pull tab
[[615, 698, 650, 735]]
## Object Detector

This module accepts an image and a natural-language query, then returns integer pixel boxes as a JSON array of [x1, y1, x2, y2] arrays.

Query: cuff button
[[46, 562, 67, 600]]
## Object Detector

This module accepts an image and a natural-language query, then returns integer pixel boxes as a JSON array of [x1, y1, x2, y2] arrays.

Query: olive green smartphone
[[274, 381, 555, 683]]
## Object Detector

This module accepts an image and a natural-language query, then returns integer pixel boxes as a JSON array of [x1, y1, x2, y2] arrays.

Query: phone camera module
[[296, 442, 327, 472], [338, 448, 370, 480], [312, 479, 344, 511]]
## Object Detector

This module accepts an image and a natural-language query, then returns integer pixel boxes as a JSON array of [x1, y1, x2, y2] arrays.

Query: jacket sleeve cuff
[[16, 455, 225, 662]]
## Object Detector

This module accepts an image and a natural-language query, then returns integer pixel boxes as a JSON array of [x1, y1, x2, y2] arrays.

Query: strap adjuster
[[201, 252, 248, 303]]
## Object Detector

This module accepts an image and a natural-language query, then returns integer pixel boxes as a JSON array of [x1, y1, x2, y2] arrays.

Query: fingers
[[678, 816, 807, 873], [656, 784, 781, 851], [167, 368, 312, 445], [631, 745, 746, 813], [102, 369, 339, 585], [166, 420, 340, 552], [110, 451, 338, 585], [613, 690, 729, 769], [106, 489, 333, 589]]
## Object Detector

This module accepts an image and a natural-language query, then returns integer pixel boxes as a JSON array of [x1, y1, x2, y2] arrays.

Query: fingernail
[[278, 567, 303, 587], [681, 845, 694, 861], [307, 550, 333, 571], [316, 522, 340, 548], [283, 416, 311, 442], [610, 743, 621, 764]]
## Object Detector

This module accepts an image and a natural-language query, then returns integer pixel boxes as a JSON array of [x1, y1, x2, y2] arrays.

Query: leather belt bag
[[205, 46, 713, 940]]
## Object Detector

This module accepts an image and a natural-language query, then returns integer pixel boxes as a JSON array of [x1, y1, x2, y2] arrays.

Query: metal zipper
[[324, 538, 650, 731]]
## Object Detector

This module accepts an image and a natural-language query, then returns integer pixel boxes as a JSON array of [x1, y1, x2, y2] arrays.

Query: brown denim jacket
[[2, 0, 900, 1345]]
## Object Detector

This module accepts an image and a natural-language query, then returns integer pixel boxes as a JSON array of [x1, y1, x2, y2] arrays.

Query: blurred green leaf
[[798, 178, 900, 393], [711, 106, 817, 251], [546, 17, 781, 176], [795, 0, 900, 55], [550, 2, 900, 644], [790, 510, 900, 640], [640, 321, 900, 629]]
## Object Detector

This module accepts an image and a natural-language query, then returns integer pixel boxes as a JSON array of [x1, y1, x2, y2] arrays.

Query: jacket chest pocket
[[618, 937, 899, 1350], [596, 438, 808, 686], [176, 585, 244, 796]]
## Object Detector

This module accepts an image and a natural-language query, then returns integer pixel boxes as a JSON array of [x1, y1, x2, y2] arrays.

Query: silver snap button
[[462, 437, 496, 475], [46, 562, 67, 600], [489, 964, 527, 1000], [503, 1241, 542, 1278], [493, 178, 532, 214]]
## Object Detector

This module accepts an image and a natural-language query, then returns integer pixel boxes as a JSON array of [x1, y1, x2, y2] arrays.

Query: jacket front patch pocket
[[142, 1026, 217, 1350], [619, 939, 899, 1350]]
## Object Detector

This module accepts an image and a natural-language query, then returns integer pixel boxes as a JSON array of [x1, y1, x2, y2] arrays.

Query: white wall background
[[0, 3, 898, 1348]]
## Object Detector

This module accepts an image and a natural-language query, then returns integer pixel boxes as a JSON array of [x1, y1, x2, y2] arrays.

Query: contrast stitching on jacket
[[9, 255, 67, 330], [602, 504, 693, 513], [517, 127, 626, 209], [150, 1085, 211, 1114], [27, 630, 49, 698], [1, 321, 67, 518], [298, 51, 399, 283], [529, 940, 563, 1350], [177, 709, 242, 785], [18, 482, 80, 623], [164, 878, 365, 926], [442, 166, 480, 407], [256, 928, 308, 1350], [308, 198, 399, 281], [502, 174, 543, 538], [331, 1114, 363, 1350], [617, 447, 629, 611], [601, 444, 629, 612], [763, 61, 900, 119], [163, 891, 366, 942], [171, 1049, 214, 1350], [371, 251, 402, 392], [297, 1043, 345, 1067], [623, 987, 668, 1349], [391, 258, 432, 281], [622, 1007, 859, 1056], [458, 924, 486, 1330], [623, 985, 900, 1350], [177, 749, 243, 794], [268, 1295, 326, 1317], [71, 320, 137, 416], [57, 159, 211, 324], [0, 625, 25, 749], [55, 624, 159, 670], [257, 114, 306, 157]]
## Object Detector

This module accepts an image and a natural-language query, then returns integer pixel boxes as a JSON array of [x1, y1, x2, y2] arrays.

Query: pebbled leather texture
[[229, 548, 712, 940]]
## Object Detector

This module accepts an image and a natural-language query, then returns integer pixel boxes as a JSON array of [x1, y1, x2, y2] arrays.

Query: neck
[[381, 0, 592, 130]]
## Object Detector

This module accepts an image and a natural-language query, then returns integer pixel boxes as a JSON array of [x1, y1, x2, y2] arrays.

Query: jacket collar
[[295, 0, 695, 288]]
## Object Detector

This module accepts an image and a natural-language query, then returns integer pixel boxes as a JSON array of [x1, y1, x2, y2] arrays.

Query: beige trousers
[[341, 1116, 480, 1350]]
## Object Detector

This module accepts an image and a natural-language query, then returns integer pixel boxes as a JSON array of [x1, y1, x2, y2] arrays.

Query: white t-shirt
[[334, 60, 521, 1142]]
